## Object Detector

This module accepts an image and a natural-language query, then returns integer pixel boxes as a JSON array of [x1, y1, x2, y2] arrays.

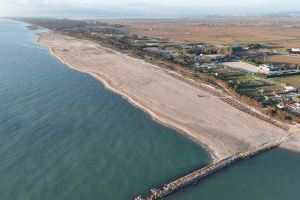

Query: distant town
[[19, 17, 300, 123]]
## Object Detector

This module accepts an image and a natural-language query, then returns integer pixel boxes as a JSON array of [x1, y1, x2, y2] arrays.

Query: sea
[[0, 19, 300, 200]]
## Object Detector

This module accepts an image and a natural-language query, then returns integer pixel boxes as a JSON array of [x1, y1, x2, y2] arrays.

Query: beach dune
[[38, 32, 295, 161]]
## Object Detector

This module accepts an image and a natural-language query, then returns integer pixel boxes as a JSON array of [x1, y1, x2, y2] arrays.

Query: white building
[[284, 86, 296, 93], [146, 42, 159, 47], [259, 64, 271, 74], [291, 48, 300, 53]]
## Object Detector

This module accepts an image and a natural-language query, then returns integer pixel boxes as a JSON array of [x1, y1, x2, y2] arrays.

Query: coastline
[[37, 31, 296, 161], [42, 39, 218, 161]]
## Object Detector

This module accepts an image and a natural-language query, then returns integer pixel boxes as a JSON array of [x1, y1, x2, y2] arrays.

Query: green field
[[201, 66, 282, 98]]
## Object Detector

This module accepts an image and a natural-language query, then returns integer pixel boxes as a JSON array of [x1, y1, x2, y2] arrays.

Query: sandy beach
[[38, 32, 299, 161]]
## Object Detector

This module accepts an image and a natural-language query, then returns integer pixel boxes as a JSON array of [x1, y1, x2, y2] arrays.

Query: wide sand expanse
[[38, 32, 298, 161]]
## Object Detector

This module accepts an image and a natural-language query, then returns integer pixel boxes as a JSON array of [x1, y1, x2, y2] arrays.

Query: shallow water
[[0, 19, 210, 200]]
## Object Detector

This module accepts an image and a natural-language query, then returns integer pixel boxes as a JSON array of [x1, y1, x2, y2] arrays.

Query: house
[[146, 42, 159, 47], [284, 86, 296, 93], [291, 48, 300, 53], [277, 103, 285, 109], [259, 64, 271, 74], [146, 39, 159, 47]]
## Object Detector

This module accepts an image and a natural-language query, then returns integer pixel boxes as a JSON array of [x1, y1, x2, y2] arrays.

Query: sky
[[1, 0, 300, 17]]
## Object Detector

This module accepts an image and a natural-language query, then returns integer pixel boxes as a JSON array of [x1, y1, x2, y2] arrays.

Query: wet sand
[[38, 32, 297, 161]]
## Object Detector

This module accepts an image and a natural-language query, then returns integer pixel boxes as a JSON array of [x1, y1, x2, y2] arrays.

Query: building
[[284, 86, 296, 93], [291, 48, 300, 53], [259, 64, 271, 74], [146, 42, 159, 47]]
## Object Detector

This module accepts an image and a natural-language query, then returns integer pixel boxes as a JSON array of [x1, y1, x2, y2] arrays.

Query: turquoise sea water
[[1, 19, 300, 200]]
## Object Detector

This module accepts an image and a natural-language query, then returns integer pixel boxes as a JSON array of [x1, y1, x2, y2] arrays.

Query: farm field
[[274, 75, 300, 88], [198, 65, 282, 98], [106, 17, 300, 49], [266, 55, 300, 64]]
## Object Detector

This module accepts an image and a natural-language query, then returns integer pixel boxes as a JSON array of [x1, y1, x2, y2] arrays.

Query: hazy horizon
[[1, 0, 300, 18]]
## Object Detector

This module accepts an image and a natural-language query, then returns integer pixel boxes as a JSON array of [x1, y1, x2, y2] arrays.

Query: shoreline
[[36, 31, 298, 162], [41, 39, 218, 161]]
